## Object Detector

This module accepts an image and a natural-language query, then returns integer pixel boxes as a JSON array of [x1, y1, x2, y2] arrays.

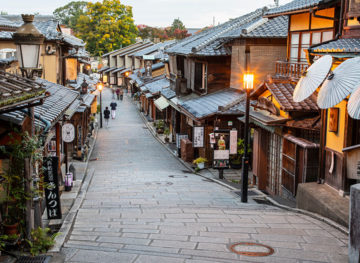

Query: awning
[[154, 96, 169, 111]]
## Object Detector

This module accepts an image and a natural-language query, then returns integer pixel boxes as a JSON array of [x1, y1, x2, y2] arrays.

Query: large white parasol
[[348, 84, 360, 119], [317, 57, 360, 109], [293, 55, 332, 102]]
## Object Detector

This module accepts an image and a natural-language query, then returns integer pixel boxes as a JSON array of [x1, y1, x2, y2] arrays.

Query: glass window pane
[[312, 32, 321, 45], [291, 33, 299, 45], [322, 31, 333, 42], [301, 33, 310, 45], [290, 47, 299, 61]]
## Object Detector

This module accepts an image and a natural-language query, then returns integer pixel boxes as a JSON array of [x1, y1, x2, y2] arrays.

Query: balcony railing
[[275, 61, 309, 80]]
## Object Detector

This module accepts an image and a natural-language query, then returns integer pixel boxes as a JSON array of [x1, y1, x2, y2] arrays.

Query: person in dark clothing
[[116, 88, 120, 100], [110, 101, 117, 119], [119, 88, 124, 101], [104, 107, 110, 127]]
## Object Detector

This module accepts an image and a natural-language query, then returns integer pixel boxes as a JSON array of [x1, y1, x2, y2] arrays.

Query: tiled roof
[[160, 88, 176, 99], [102, 41, 153, 57], [0, 16, 18, 28], [264, 81, 319, 111], [166, 8, 281, 56], [133, 40, 176, 57], [144, 77, 170, 94], [265, 0, 339, 17], [222, 16, 288, 39], [139, 62, 164, 74], [0, 57, 17, 68], [67, 48, 89, 59], [65, 99, 81, 119], [309, 38, 360, 55], [180, 89, 243, 119], [98, 66, 109, 73], [81, 93, 96, 107], [63, 33, 85, 47], [0, 31, 13, 39], [103, 67, 117, 74], [68, 73, 99, 91], [112, 67, 126, 74], [33, 20, 61, 41], [0, 71, 45, 112], [1, 78, 79, 128]]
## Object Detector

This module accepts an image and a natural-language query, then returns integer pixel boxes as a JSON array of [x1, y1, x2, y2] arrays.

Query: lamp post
[[13, 14, 44, 79], [13, 14, 45, 237], [241, 73, 254, 203], [97, 82, 104, 128]]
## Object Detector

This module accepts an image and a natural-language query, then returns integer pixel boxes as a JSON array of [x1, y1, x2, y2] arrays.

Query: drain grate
[[169, 175, 188, 178], [233, 190, 259, 197], [17, 255, 52, 263], [229, 242, 274, 257]]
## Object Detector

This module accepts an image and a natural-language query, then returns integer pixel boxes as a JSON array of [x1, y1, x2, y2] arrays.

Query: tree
[[75, 0, 138, 56], [169, 18, 190, 40], [53, 1, 88, 32]]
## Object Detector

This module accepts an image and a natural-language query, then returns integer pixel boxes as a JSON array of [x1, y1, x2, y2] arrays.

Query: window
[[176, 56, 184, 76], [194, 62, 207, 94], [289, 30, 333, 62]]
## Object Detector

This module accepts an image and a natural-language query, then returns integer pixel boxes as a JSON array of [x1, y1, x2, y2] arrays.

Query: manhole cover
[[17, 255, 52, 263], [228, 242, 274, 257], [145, 181, 173, 186], [169, 175, 188, 178]]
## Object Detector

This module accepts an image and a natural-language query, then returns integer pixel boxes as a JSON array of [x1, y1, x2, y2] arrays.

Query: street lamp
[[241, 73, 254, 203], [97, 82, 104, 128], [13, 14, 44, 79]]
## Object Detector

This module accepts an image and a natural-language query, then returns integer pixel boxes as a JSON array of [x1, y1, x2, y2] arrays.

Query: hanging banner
[[193, 126, 204, 148], [230, 130, 238, 155], [43, 157, 62, 220]]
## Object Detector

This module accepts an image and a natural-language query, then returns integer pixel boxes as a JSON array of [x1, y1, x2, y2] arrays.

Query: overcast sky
[[1, 0, 292, 28]]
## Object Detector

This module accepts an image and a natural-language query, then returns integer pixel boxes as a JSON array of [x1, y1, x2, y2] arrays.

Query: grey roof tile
[[160, 88, 176, 99], [310, 38, 360, 54], [180, 89, 243, 119], [63, 33, 85, 47], [265, 0, 339, 17], [144, 77, 170, 94], [133, 40, 176, 57]]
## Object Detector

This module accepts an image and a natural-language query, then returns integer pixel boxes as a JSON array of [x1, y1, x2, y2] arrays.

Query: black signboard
[[43, 157, 62, 220]]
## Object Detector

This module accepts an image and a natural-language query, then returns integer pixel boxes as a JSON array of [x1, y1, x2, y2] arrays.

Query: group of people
[[104, 87, 125, 128]]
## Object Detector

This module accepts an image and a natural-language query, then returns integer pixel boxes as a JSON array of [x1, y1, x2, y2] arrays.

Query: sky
[[1, 0, 292, 28]]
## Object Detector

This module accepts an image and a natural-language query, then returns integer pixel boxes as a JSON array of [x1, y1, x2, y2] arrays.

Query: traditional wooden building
[[164, 7, 289, 162]]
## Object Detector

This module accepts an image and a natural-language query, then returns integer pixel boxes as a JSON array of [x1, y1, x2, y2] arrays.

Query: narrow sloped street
[[62, 88, 348, 263]]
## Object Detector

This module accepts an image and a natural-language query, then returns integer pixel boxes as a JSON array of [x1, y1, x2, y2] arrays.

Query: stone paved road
[[62, 88, 348, 263]]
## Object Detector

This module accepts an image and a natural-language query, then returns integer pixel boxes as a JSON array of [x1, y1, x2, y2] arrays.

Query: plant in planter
[[193, 157, 208, 170], [230, 138, 251, 169], [27, 227, 59, 256], [156, 120, 164, 134], [0, 132, 43, 236], [164, 127, 170, 143]]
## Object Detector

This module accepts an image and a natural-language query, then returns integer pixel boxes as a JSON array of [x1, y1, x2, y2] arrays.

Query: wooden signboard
[[43, 157, 62, 220], [329, 107, 339, 133], [193, 126, 204, 148]]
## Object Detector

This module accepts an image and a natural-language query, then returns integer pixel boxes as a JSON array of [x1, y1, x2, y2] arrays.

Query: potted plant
[[230, 138, 251, 169], [164, 127, 170, 143], [156, 120, 164, 134], [193, 157, 208, 170]]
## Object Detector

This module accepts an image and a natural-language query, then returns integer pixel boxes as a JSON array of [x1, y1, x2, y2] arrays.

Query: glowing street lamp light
[[97, 82, 104, 128], [241, 73, 254, 203]]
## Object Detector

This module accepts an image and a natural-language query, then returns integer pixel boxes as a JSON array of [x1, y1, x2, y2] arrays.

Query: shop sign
[[62, 123, 75, 143], [43, 157, 62, 220], [193, 126, 204, 148], [230, 130, 238, 154], [212, 129, 230, 169]]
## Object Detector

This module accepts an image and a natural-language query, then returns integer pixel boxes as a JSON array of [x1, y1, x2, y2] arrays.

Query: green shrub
[[27, 227, 59, 256]]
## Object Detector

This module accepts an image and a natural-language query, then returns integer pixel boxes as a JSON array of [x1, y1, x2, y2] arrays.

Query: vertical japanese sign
[[43, 157, 62, 220], [230, 130, 238, 154], [176, 134, 188, 149], [193, 126, 204, 148]]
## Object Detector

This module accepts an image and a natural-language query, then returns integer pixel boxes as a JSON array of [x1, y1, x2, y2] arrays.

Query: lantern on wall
[[13, 14, 44, 79]]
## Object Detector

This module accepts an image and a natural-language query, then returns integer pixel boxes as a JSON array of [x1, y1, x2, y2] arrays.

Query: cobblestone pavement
[[62, 88, 348, 263]]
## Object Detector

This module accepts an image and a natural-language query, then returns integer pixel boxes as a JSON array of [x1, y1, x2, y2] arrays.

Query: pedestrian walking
[[110, 101, 117, 119], [111, 87, 115, 99], [103, 107, 110, 128], [120, 88, 124, 101], [116, 88, 120, 100]]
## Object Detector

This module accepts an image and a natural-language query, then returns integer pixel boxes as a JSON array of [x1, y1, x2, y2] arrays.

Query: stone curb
[[138, 108, 349, 236], [48, 124, 99, 253]]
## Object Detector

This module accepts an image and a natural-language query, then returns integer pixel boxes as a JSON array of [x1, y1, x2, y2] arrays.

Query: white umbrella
[[293, 55, 332, 102], [317, 57, 360, 109], [348, 84, 360, 119]]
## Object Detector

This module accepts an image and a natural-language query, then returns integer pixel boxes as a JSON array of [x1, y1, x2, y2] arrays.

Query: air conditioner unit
[[45, 44, 56, 55]]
